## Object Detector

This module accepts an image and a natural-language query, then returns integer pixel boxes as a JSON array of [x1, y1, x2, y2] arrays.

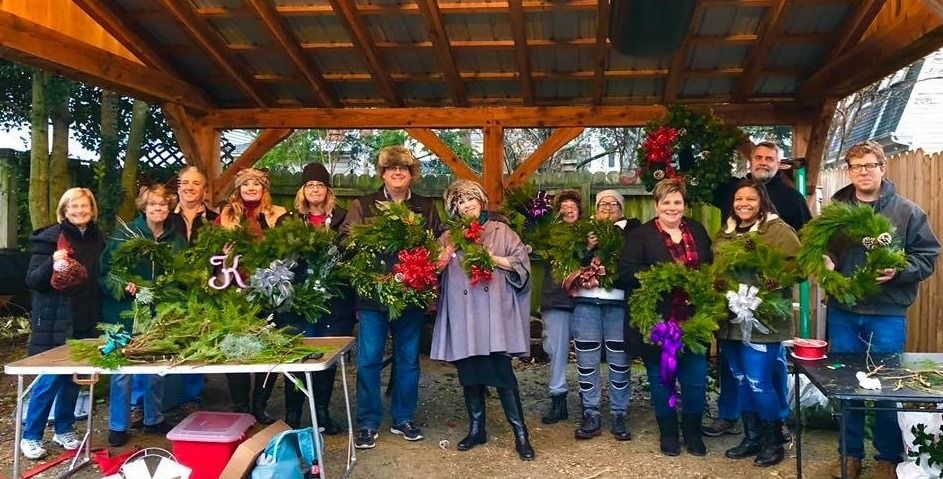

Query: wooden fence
[[817, 149, 943, 352]]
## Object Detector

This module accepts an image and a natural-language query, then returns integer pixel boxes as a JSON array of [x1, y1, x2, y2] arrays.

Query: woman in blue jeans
[[620, 179, 713, 456]]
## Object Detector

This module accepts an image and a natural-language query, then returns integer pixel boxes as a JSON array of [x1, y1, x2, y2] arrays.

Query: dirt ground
[[0, 337, 891, 479]]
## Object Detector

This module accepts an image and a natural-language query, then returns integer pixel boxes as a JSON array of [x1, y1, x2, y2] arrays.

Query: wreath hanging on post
[[798, 202, 908, 306], [637, 106, 745, 204]]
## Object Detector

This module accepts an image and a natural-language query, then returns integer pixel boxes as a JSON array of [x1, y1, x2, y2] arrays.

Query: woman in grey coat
[[430, 179, 535, 460]]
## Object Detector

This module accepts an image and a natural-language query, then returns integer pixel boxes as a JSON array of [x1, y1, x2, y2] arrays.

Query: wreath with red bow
[[637, 107, 745, 204]]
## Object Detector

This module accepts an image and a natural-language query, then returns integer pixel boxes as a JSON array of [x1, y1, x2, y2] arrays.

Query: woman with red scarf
[[216, 168, 287, 423]]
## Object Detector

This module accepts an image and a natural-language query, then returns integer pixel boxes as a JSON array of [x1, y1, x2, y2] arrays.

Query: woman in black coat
[[20, 188, 105, 460], [619, 179, 713, 457]]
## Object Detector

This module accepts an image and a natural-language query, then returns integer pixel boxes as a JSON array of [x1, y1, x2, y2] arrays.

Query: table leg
[[13, 374, 24, 478], [340, 354, 356, 475], [305, 371, 326, 479], [794, 367, 802, 479], [839, 399, 848, 479], [67, 379, 94, 472]]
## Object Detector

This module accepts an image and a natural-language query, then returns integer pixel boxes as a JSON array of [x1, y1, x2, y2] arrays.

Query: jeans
[[724, 341, 787, 421], [643, 350, 707, 417], [110, 374, 164, 432], [23, 375, 80, 441], [572, 303, 630, 414], [542, 309, 572, 396], [828, 308, 906, 462], [356, 309, 422, 430], [716, 340, 740, 421]]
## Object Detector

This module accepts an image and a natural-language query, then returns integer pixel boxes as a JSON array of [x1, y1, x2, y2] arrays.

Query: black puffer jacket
[[25, 221, 105, 355]]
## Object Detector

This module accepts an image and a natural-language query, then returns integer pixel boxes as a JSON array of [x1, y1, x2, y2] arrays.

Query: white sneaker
[[53, 431, 81, 450], [20, 438, 46, 460]]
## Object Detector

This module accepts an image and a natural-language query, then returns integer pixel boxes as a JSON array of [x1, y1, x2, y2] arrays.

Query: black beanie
[[301, 163, 330, 187]]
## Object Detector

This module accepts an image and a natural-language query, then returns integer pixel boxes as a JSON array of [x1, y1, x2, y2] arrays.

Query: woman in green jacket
[[712, 177, 799, 468]]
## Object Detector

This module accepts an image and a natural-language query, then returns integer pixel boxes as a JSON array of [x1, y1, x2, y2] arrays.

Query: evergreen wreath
[[711, 234, 802, 334], [344, 201, 440, 319], [547, 218, 624, 290], [628, 262, 725, 354], [447, 215, 496, 285], [798, 202, 908, 306], [637, 106, 745, 204], [103, 235, 176, 301]]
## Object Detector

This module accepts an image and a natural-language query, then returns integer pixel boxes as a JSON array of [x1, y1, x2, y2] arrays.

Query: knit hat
[[234, 168, 270, 191], [301, 163, 331, 187], [377, 145, 420, 179], [443, 179, 488, 216], [595, 189, 624, 210]]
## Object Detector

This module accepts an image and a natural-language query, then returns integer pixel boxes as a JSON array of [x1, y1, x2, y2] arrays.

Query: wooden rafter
[[826, 0, 885, 61], [215, 128, 295, 202], [505, 128, 585, 188], [328, 0, 402, 106], [189, 0, 599, 17], [158, 0, 271, 107], [795, 98, 838, 191], [163, 103, 222, 199], [415, 0, 468, 106], [735, 0, 789, 101], [663, 2, 705, 103], [246, 0, 338, 107], [0, 11, 213, 112], [923, 0, 943, 20], [483, 126, 506, 207], [592, 0, 610, 104], [405, 129, 479, 181], [508, 0, 535, 105]]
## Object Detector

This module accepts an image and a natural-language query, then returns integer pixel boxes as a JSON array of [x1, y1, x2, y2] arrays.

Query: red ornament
[[463, 220, 485, 244], [469, 265, 493, 286], [392, 247, 439, 291]]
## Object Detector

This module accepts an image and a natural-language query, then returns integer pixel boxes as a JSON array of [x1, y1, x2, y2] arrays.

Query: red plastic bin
[[166, 411, 256, 479]]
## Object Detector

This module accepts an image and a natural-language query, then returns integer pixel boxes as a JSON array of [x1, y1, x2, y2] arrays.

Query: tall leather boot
[[681, 413, 707, 456], [283, 381, 305, 429], [226, 373, 251, 413], [312, 366, 340, 434], [541, 392, 568, 424], [754, 419, 785, 467], [725, 411, 763, 459], [457, 386, 487, 451], [655, 411, 681, 456], [497, 387, 535, 461], [251, 373, 277, 425]]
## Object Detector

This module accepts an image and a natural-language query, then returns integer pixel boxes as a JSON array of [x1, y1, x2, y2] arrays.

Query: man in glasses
[[823, 140, 939, 479]]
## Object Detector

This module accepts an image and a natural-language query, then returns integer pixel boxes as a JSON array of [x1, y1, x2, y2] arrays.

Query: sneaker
[[355, 428, 378, 449], [129, 407, 144, 429], [143, 420, 174, 435], [108, 430, 128, 448], [52, 431, 81, 450], [702, 417, 741, 437], [20, 438, 46, 460], [390, 422, 424, 441]]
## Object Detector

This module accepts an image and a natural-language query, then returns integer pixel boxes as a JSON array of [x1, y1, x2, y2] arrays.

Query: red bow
[[563, 257, 607, 292], [463, 220, 485, 244], [469, 265, 493, 286], [392, 247, 438, 291]]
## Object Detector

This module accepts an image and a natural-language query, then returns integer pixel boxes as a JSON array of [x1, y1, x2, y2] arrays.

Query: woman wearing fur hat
[[430, 179, 535, 460], [215, 167, 287, 424]]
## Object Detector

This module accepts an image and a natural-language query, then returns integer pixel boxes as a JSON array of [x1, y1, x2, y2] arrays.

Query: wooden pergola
[[3, 0, 943, 205]]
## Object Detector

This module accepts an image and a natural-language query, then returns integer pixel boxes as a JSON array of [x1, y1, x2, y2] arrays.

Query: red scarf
[[244, 200, 264, 238]]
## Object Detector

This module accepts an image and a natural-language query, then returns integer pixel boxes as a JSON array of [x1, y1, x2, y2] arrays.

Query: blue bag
[[250, 427, 319, 479]]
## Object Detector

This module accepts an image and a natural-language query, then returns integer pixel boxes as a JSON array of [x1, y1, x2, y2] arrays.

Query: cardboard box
[[219, 420, 292, 479]]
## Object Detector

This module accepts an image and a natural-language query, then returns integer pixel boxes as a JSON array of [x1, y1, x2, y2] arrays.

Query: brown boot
[[872, 460, 898, 479], [829, 456, 862, 479]]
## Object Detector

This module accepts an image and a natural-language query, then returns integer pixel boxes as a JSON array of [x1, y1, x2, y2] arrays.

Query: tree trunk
[[28, 70, 49, 230], [48, 80, 71, 224], [119, 100, 149, 220], [97, 90, 121, 233]]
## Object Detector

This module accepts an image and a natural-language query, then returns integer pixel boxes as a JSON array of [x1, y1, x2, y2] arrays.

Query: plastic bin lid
[[166, 411, 256, 443]]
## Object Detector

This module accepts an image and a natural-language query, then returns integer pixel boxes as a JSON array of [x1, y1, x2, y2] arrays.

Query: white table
[[4, 336, 357, 479]]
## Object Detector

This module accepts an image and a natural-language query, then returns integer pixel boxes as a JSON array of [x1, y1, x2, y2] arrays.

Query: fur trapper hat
[[443, 179, 488, 216], [377, 146, 420, 179], [234, 168, 270, 191]]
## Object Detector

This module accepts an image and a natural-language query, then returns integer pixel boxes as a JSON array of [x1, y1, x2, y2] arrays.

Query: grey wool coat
[[430, 219, 532, 362]]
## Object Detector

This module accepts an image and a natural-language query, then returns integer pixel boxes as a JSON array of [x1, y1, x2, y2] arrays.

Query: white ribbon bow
[[726, 283, 770, 351]]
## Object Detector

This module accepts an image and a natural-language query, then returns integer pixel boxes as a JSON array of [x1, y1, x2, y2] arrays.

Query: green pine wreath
[[798, 202, 908, 306], [628, 262, 725, 354], [547, 218, 624, 290]]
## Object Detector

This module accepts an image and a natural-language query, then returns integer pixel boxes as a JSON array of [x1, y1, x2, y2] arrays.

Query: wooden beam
[[736, 0, 789, 101], [483, 126, 506, 207], [246, 0, 338, 107], [328, 0, 402, 106], [505, 127, 585, 188], [592, 0, 610, 105], [164, 103, 225, 202], [923, 0, 943, 20], [189, 0, 599, 17], [663, 2, 705, 102], [798, 4, 943, 103], [826, 0, 885, 61], [405, 129, 479, 181], [72, 0, 180, 75], [794, 98, 838, 192], [415, 0, 468, 106], [0, 11, 213, 112], [508, 0, 535, 105], [215, 129, 294, 202], [158, 0, 271, 107]]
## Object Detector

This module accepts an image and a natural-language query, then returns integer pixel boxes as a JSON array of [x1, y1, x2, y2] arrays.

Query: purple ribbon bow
[[650, 319, 683, 409], [523, 190, 552, 223]]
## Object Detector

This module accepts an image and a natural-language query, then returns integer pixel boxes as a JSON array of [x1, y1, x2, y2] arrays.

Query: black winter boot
[[726, 411, 763, 459], [251, 373, 277, 425], [575, 408, 602, 439], [283, 383, 305, 429], [656, 412, 681, 456], [313, 367, 340, 435], [541, 392, 569, 424], [457, 386, 487, 451], [754, 419, 785, 467], [497, 387, 535, 461], [681, 413, 707, 456], [226, 373, 251, 413]]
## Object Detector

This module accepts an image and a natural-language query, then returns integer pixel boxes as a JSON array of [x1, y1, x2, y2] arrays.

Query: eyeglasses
[[385, 165, 411, 173], [304, 182, 327, 191], [848, 163, 883, 173], [597, 201, 621, 209]]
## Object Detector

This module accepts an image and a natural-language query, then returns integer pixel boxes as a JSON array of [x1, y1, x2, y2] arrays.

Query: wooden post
[[0, 151, 18, 249], [483, 126, 505, 208], [163, 103, 223, 203]]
